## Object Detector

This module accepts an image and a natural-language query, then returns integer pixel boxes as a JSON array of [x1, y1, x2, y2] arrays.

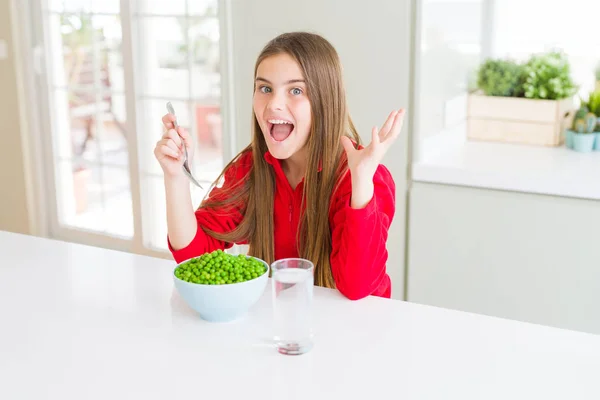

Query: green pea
[[176, 250, 267, 285]]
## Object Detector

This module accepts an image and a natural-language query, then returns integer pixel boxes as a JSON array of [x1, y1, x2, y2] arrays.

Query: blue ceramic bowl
[[173, 256, 269, 322]]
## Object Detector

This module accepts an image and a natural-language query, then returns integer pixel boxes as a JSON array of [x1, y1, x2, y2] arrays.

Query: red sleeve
[[168, 152, 251, 263], [329, 165, 396, 300]]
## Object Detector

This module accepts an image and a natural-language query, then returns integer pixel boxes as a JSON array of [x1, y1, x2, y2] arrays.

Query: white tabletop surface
[[1, 231, 600, 399]]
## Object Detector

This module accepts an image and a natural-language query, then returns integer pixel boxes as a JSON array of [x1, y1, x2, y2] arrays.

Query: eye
[[290, 87, 303, 95], [259, 86, 272, 94]]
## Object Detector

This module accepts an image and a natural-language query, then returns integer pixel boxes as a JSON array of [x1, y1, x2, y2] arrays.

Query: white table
[[1, 231, 599, 399]]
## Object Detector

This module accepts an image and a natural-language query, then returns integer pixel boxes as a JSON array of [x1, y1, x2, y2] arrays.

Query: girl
[[154, 32, 404, 300]]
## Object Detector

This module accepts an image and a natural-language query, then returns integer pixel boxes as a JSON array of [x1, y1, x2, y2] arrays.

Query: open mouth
[[268, 119, 295, 142]]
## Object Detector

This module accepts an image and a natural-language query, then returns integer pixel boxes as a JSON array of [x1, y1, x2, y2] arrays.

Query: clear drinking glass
[[271, 258, 314, 355]]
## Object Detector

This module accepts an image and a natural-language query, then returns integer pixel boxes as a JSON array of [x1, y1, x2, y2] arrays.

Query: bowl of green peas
[[173, 249, 270, 322]]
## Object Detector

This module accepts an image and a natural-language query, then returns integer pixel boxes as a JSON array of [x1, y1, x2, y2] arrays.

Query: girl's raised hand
[[341, 108, 405, 181], [154, 113, 194, 179]]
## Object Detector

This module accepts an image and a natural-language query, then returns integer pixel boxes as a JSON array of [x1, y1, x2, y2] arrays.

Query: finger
[[177, 127, 193, 150], [164, 138, 181, 156], [162, 113, 176, 130], [158, 144, 180, 159], [379, 110, 398, 137], [340, 135, 356, 156], [371, 125, 380, 147], [163, 129, 183, 148], [382, 109, 406, 144], [156, 138, 182, 157]]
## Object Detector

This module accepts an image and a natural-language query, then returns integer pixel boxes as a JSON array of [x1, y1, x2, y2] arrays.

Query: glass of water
[[271, 258, 314, 355]]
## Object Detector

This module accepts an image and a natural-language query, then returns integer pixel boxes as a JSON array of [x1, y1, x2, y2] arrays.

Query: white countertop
[[1, 231, 600, 399], [412, 140, 600, 200]]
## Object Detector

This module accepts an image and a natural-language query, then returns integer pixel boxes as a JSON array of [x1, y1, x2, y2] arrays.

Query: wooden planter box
[[467, 93, 575, 147]]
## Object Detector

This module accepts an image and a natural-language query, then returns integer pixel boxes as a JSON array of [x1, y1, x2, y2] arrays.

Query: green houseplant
[[585, 90, 600, 117], [468, 51, 577, 147], [521, 51, 577, 100], [566, 106, 597, 152], [476, 59, 524, 97]]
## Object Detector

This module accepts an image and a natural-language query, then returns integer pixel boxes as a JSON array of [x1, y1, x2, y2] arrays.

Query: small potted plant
[[566, 106, 597, 152], [579, 90, 600, 150], [468, 51, 577, 147]]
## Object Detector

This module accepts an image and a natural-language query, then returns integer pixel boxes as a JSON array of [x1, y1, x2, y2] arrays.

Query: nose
[[267, 90, 285, 111]]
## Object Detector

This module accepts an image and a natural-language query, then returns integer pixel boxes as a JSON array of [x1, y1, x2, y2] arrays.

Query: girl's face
[[253, 53, 312, 161]]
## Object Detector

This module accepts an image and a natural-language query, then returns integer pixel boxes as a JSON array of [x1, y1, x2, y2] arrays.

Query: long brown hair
[[199, 32, 361, 288]]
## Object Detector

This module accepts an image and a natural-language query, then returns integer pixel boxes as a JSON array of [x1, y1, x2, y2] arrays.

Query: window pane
[[190, 16, 220, 100], [90, 0, 120, 14], [493, 0, 600, 93], [135, 17, 190, 98], [140, 175, 210, 251], [48, 0, 92, 13], [140, 175, 167, 251], [188, 0, 218, 17], [57, 160, 133, 238], [136, 0, 186, 16], [53, 13, 123, 90], [46, 6, 132, 239], [97, 93, 129, 167], [190, 101, 223, 182], [52, 88, 127, 164], [47, 1, 120, 14], [417, 0, 483, 139]]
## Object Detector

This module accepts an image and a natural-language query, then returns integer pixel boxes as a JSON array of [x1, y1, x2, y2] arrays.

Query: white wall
[[228, 0, 413, 299], [407, 182, 600, 335]]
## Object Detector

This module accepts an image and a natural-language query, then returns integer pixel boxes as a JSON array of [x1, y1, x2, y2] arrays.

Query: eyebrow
[[255, 77, 306, 85]]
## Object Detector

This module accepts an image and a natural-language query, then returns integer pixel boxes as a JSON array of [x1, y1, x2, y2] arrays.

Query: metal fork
[[166, 102, 203, 189]]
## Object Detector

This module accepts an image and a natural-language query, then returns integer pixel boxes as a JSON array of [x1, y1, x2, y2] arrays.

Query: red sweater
[[168, 150, 396, 300]]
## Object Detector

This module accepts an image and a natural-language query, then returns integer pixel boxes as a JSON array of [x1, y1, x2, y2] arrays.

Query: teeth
[[268, 119, 292, 124]]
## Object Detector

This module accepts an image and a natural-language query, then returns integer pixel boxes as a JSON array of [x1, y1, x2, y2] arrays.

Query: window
[[411, 0, 600, 199], [30, 0, 228, 255], [415, 0, 483, 143], [491, 0, 600, 94], [414, 0, 600, 159]]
